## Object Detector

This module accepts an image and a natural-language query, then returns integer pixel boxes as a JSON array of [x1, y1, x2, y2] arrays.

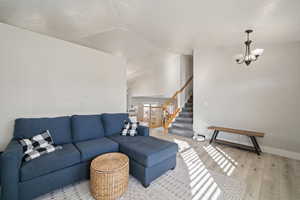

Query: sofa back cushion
[[14, 116, 72, 145], [102, 113, 129, 136], [71, 115, 104, 142]]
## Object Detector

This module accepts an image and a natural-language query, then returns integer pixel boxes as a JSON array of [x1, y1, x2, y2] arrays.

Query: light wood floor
[[151, 128, 300, 200]]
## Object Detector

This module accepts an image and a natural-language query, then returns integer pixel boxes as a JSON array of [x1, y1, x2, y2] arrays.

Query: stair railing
[[162, 76, 193, 133]]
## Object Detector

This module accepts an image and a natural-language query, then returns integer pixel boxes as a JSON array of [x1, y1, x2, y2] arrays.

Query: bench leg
[[250, 136, 261, 155], [209, 130, 219, 144], [252, 136, 262, 152], [210, 130, 217, 144], [214, 131, 219, 140]]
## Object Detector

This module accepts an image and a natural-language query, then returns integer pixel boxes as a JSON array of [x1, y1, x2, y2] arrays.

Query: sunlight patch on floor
[[174, 139, 222, 200], [203, 145, 238, 176]]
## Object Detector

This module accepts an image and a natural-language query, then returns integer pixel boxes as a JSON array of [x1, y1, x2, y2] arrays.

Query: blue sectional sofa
[[0, 113, 178, 200]]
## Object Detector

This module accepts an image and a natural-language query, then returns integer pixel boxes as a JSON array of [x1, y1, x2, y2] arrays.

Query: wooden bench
[[208, 126, 265, 155]]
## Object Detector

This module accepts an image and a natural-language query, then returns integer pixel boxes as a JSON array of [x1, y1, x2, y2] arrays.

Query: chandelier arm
[[248, 42, 250, 59], [235, 29, 262, 66], [244, 34, 247, 61], [244, 41, 248, 60]]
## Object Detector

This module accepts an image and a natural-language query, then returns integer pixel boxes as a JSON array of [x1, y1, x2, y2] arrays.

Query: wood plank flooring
[[151, 128, 300, 200]]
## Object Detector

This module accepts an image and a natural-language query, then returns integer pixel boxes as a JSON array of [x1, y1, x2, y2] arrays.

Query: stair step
[[175, 117, 193, 123], [185, 103, 193, 108], [168, 127, 194, 138], [182, 107, 193, 112], [180, 111, 192, 114], [172, 122, 193, 130], [179, 112, 193, 118]]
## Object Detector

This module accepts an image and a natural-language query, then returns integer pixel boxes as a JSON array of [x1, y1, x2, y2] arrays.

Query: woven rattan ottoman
[[90, 152, 129, 200]]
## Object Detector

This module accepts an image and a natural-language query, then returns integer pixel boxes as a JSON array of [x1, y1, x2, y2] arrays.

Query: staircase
[[168, 95, 194, 138], [162, 76, 193, 137]]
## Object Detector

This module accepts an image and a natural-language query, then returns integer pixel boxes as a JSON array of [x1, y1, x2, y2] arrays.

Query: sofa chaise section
[[102, 113, 178, 187], [109, 135, 178, 187]]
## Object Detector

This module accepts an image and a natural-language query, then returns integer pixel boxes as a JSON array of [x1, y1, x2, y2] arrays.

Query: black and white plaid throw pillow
[[19, 130, 53, 152], [121, 121, 139, 136], [19, 130, 62, 162]]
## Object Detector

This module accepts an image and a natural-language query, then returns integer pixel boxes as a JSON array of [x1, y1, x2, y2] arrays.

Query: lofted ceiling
[[0, 0, 300, 80]]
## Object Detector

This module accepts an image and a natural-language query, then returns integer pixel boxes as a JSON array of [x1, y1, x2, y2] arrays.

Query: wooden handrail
[[162, 76, 193, 132], [162, 76, 193, 109], [179, 76, 193, 93]]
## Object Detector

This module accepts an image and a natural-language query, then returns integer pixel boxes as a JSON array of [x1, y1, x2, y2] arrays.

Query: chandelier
[[235, 29, 264, 66]]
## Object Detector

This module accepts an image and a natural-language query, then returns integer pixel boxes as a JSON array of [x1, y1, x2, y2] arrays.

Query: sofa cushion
[[14, 116, 72, 145], [71, 115, 105, 142], [75, 138, 119, 161], [109, 135, 178, 167], [101, 113, 129, 136], [20, 143, 80, 182], [137, 125, 149, 136]]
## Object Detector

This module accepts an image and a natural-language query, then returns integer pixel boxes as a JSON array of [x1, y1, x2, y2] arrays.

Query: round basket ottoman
[[90, 152, 129, 200]]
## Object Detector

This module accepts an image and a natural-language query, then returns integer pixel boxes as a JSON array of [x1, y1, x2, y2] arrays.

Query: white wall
[[179, 55, 193, 106], [0, 23, 127, 150], [128, 54, 181, 98], [131, 96, 170, 105], [128, 54, 193, 101], [193, 43, 300, 157]]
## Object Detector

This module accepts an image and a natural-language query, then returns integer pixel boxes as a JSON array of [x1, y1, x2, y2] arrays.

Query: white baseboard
[[262, 146, 300, 161]]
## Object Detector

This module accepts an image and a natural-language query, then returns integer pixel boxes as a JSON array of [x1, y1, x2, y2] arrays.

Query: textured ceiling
[[0, 0, 300, 79]]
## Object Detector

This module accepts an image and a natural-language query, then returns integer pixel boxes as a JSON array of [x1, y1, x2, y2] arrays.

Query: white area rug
[[36, 133, 246, 200]]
